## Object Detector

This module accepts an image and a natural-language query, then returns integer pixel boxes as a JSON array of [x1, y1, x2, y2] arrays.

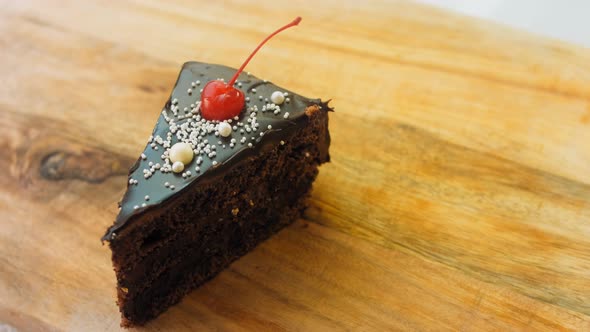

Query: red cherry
[[200, 17, 302, 121], [200, 80, 245, 120]]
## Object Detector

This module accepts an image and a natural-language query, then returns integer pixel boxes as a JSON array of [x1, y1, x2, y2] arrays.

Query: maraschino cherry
[[200, 17, 302, 121]]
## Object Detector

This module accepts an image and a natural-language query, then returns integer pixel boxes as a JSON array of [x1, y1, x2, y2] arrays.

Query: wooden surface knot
[[39, 148, 131, 184]]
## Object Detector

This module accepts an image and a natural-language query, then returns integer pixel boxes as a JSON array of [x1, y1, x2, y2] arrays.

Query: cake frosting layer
[[102, 62, 329, 241]]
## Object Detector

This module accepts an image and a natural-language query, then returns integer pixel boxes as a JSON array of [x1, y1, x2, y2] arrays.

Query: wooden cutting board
[[1, 0, 589, 331]]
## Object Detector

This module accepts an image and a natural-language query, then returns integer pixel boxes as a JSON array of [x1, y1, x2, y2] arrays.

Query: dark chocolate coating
[[102, 62, 328, 241]]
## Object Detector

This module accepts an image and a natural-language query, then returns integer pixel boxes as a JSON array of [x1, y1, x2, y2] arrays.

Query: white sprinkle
[[248, 143, 253, 147], [195, 166, 200, 172], [164, 182, 170, 187], [218, 122, 232, 137], [141, 153, 147, 160], [141, 203, 147, 207], [212, 161, 218, 166], [172, 161, 185, 173], [251, 88, 257, 93], [267, 125, 272, 130], [134, 205, 139, 209], [169, 142, 194, 165], [170, 185, 175, 190], [285, 97, 291, 103], [148, 161, 154, 167], [283, 112, 290, 119], [196, 80, 201, 85], [270, 91, 285, 105], [188, 88, 193, 94], [145, 195, 150, 201], [259, 132, 264, 137]]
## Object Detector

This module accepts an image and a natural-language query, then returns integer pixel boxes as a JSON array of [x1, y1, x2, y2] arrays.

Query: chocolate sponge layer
[[108, 105, 330, 326]]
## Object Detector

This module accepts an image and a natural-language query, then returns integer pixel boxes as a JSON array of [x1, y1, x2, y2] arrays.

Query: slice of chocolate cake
[[102, 61, 331, 326]]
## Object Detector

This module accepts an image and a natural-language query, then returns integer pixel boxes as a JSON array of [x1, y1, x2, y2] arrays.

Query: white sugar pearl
[[172, 161, 185, 173], [270, 91, 285, 105], [169, 142, 194, 165], [218, 122, 232, 137]]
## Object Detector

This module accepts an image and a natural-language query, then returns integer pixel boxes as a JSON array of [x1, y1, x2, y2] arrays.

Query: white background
[[418, 0, 590, 48]]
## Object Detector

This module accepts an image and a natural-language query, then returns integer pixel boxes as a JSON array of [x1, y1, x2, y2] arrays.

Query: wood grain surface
[[1, 0, 590, 331]]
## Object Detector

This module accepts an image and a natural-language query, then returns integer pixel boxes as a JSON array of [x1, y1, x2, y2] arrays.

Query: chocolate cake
[[102, 61, 331, 326]]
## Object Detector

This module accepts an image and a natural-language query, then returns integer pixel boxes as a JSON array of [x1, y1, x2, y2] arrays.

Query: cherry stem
[[227, 16, 302, 87]]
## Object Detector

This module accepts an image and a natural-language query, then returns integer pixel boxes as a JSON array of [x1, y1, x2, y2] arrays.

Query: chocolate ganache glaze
[[102, 62, 330, 242]]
